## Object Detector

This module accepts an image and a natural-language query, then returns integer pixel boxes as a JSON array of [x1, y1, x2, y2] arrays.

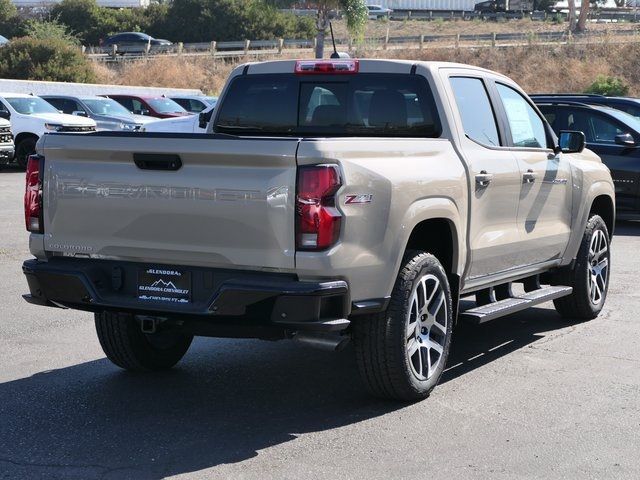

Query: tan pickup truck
[[22, 59, 614, 401]]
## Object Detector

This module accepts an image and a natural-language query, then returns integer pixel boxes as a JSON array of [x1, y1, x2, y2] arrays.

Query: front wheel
[[553, 214, 610, 320], [95, 312, 193, 371], [352, 251, 453, 401], [15, 137, 37, 168]]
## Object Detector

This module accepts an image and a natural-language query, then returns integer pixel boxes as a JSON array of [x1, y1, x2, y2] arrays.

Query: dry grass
[[360, 42, 640, 95], [92, 56, 240, 95], [93, 39, 640, 96], [331, 18, 625, 41]]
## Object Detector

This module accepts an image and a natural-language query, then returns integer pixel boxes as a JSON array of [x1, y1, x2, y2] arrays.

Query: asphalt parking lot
[[1, 167, 639, 480]]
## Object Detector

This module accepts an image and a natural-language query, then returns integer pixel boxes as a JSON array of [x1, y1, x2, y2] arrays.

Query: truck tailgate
[[41, 133, 298, 270]]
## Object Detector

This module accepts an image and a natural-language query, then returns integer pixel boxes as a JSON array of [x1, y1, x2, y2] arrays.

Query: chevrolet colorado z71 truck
[[22, 60, 615, 401]]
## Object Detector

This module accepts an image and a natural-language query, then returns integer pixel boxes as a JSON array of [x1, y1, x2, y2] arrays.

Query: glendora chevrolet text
[[22, 59, 614, 401]]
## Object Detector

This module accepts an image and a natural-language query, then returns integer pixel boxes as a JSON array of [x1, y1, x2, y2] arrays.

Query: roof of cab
[[236, 59, 508, 79]]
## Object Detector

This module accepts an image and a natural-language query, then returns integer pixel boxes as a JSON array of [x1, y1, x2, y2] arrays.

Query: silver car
[[40, 95, 149, 131]]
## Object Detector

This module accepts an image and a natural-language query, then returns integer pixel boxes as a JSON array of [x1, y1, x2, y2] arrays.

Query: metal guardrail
[[86, 26, 640, 62]]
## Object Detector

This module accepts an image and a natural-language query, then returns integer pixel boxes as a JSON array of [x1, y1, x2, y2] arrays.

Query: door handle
[[523, 169, 537, 184], [475, 171, 493, 188]]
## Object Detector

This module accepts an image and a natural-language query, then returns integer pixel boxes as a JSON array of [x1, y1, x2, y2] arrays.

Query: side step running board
[[459, 286, 573, 324]]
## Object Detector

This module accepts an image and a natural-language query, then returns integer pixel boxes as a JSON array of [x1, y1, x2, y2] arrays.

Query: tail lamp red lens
[[296, 165, 342, 251], [294, 59, 359, 75], [24, 154, 44, 233]]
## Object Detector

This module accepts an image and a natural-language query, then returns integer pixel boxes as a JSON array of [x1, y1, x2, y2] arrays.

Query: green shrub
[[18, 19, 79, 44], [585, 75, 629, 96], [0, 37, 96, 82]]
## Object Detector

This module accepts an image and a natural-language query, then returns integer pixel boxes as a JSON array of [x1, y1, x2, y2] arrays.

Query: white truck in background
[[0, 93, 96, 167]]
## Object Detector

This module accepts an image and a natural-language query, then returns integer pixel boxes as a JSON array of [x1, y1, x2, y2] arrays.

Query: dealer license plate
[[137, 267, 191, 304]]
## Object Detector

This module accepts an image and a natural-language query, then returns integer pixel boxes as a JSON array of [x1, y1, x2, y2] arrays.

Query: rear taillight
[[294, 59, 359, 75], [296, 165, 342, 251], [24, 154, 44, 233]]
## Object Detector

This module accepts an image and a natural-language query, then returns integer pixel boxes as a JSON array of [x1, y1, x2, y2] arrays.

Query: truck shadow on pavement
[[0, 307, 570, 479]]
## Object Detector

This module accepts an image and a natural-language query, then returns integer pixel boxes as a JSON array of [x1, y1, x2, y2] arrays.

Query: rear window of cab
[[214, 73, 441, 138]]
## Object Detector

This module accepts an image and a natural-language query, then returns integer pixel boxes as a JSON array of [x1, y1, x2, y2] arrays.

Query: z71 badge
[[345, 194, 373, 205]]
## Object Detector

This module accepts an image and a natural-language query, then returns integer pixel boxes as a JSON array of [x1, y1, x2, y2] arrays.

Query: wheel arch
[[14, 132, 39, 146], [562, 181, 615, 265], [405, 218, 459, 277], [589, 194, 615, 239]]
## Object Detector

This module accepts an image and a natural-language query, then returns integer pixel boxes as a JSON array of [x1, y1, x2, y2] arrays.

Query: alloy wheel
[[406, 274, 448, 380], [588, 229, 609, 305]]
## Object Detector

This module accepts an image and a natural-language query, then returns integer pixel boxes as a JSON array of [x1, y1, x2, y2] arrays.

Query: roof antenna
[[329, 22, 350, 59]]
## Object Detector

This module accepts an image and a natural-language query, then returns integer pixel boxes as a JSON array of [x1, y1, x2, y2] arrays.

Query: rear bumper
[[23, 258, 351, 333]]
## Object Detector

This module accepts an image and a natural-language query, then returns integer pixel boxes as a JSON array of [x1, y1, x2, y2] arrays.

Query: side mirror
[[72, 110, 88, 117], [0, 111, 10, 120], [140, 109, 150, 116], [556, 130, 585, 154], [198, 109, 214, 129], [615, 132, 635, 147]]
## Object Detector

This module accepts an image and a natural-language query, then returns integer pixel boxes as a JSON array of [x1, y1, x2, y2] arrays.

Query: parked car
[[105, 94, 190, 119], [366, 4, 392, 18], [0, 34, 9, 46], [531, 94, 640, 119], [0, 116, 14, 166], [0, 93, 95, 167], [41, 95, 152, 131], [101, 32, 172, 54], [142, 105, 214, 133], [22, 59, 614, 402], [535, 99, 640, 219], [169, 95, 218, 114]]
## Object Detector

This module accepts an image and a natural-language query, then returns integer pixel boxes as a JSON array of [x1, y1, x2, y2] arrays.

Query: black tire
[[95, 311, 193, 371], [352, 251, 453, 401], [553, 214, 610, 320], [15, 136, 37, 168]]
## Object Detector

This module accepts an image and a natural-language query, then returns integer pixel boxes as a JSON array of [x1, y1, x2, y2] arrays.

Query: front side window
[[449, 77, 500, 147], [83, 98, 133, 116], [496, 83, 548, 149], [215, 73, 441, 137], [147, 98, 187, 114]]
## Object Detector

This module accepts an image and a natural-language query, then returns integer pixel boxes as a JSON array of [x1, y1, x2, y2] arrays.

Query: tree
[[0, 37, 96, 82], [0, 0, 18, 38], [314, 0, 367, 59], [567, 0, 577, 31], [575, 0, 590, 32], [50, 0, 118, 45], [164, 0, 313, 43]]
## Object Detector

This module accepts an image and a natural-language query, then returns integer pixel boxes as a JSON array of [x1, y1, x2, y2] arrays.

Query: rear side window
[[450, 77, 500, 147], [214, 73, 441, 137]]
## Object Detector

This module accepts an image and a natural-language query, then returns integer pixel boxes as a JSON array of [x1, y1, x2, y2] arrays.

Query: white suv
[[0, 93, 96, 167]]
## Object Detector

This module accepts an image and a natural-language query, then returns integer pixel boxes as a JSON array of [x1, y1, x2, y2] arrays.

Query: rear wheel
[[15, 136, 37, 168], [95, 312, 193, 371], [553, 214, 610, 320], [352, 251, 453, 401]]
